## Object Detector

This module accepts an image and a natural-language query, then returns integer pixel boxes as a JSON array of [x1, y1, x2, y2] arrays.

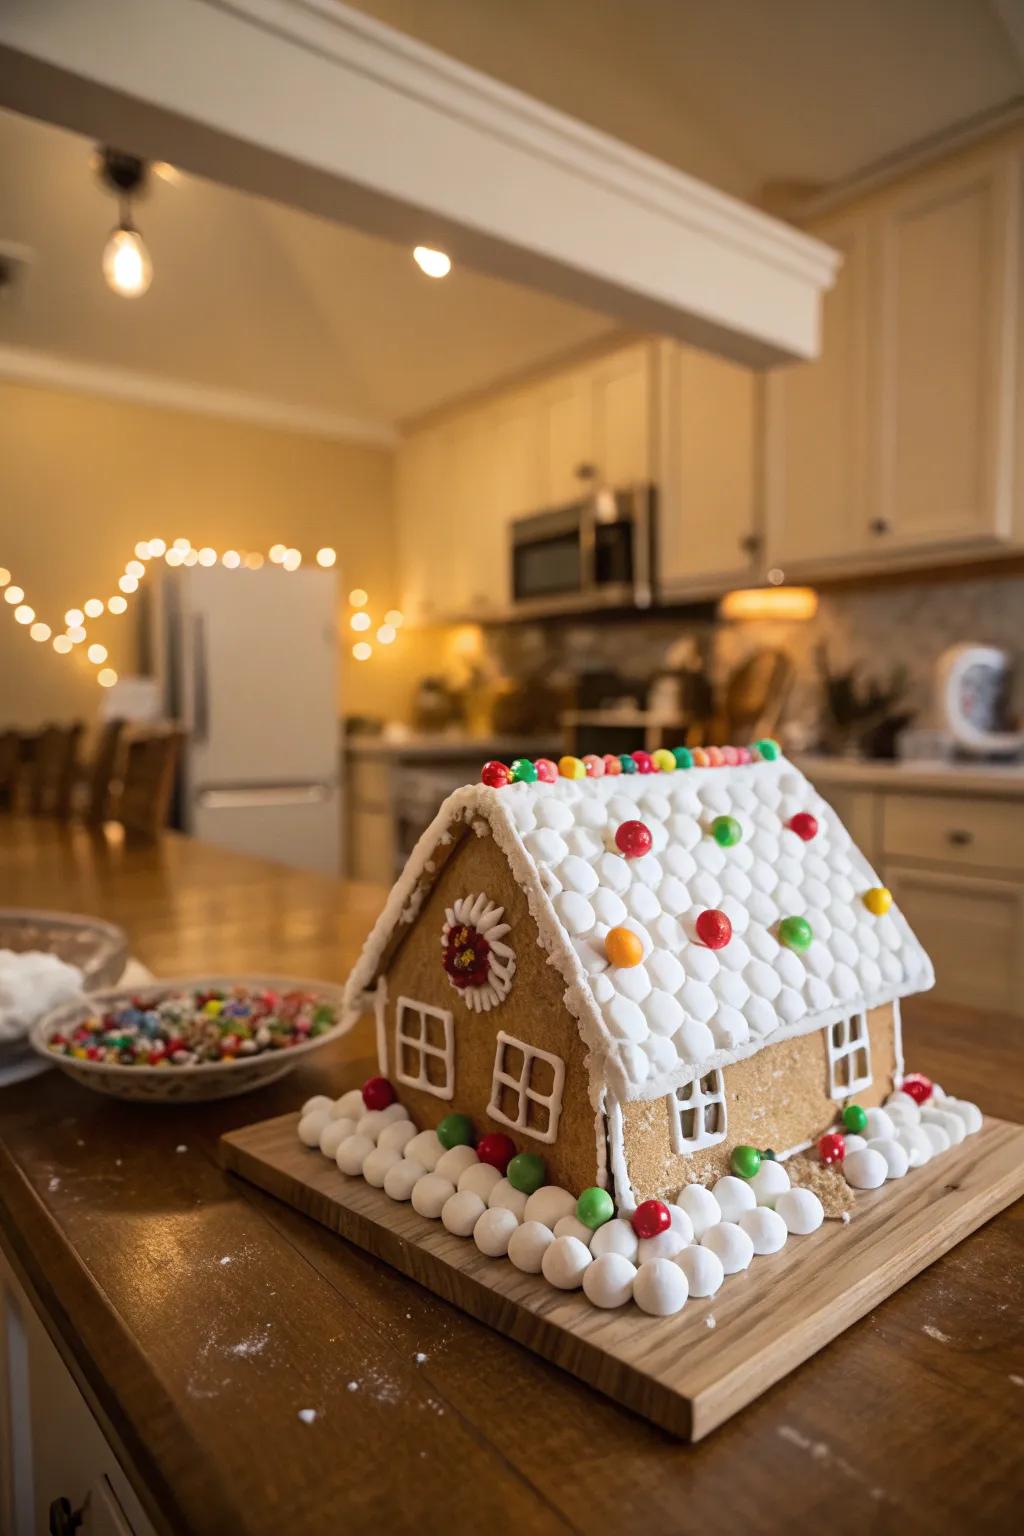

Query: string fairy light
[[2, 537, 403, 686]]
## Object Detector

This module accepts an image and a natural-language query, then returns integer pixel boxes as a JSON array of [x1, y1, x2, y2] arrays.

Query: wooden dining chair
[[115, 727, 183, 840], [84, 718, 126, 825], [0, 731, 20, 811], [28, 723, 84, 817]]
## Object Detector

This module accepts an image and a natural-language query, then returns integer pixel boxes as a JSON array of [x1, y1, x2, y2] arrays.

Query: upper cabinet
[[765, 135, 1022, 575]]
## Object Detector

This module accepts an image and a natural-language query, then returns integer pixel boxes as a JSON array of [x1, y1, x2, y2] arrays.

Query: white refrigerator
[[155, 565, 341, 875]]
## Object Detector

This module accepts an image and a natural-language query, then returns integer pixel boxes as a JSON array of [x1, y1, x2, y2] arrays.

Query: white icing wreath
[[440, 893, 516, 1012]]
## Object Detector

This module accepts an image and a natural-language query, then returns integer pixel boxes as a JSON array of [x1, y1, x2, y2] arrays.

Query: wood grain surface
[[1, 817, 1022, 1534], [221, 1109, 1024, 1440]]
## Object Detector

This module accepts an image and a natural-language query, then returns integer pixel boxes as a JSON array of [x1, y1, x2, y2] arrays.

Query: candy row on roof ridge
[[480, 739, 782, 788]]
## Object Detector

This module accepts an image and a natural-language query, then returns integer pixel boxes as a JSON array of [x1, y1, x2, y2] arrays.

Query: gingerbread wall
[[379, 823, 601, 1193], [620, 1004, 898, 1201]]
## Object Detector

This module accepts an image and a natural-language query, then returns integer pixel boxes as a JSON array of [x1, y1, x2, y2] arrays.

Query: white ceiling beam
[[0, 0, 839, 367]]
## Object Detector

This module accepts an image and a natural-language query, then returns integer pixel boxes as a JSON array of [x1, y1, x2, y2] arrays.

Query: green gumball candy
[[510, 757, 538, 783], [730, 1144, 762, 1179], [672, 746, 694, 770], [506, 1152, 545, 1195], [754, 737, 781, 761], [576, 1186, 614, 1230], [842, 1103, 868, 1134], [437, 1113, 475, 1150], [711, 814, 742, 848], [779, 915, 813, 952], [761, 1148, 777, 1161]]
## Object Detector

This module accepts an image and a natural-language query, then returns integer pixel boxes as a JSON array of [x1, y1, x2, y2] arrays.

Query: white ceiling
[[347, 0, 1024, 203], [0, 107, 615, 437]]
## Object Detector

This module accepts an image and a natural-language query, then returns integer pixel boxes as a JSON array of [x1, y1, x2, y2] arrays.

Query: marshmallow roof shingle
[[344, 755, 934, 1108]]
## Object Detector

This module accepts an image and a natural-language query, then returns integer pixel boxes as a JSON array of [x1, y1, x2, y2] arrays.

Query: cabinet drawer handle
[[947, 828, 973, 846], [575, 462, 598, 481], [739, 533, 760, 555], [49, 1498, 83, 1535], [869, 517, 891, 536]]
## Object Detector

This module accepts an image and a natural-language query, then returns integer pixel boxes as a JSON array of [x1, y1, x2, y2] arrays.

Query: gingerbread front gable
[[342, 752, 934, 1121]]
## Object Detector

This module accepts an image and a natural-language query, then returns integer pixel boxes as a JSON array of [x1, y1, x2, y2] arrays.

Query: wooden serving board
[[220, 1111, 1024, 1440]]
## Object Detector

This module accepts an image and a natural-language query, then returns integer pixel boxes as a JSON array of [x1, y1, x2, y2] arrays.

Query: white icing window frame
[[827, 1012, 873, 1099], [669, 1070, 728, 1155], [487, 1030, 565, 1145], [394, 996, 455, 1100]]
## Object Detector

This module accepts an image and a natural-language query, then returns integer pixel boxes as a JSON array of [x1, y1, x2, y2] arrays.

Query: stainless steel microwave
[[509, 485, 655, 617]]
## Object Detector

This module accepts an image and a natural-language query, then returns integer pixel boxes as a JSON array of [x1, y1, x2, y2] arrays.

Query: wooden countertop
[[1, 816, 1022, 1535]]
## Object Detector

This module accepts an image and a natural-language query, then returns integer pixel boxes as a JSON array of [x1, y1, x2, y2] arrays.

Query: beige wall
[[0, 381, 418, 730]]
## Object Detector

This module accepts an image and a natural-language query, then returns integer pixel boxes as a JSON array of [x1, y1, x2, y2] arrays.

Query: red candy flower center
[[442, 923, 492, 989]]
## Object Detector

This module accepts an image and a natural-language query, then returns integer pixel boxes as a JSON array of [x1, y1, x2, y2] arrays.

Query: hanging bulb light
[[97, 149, 153, 298]]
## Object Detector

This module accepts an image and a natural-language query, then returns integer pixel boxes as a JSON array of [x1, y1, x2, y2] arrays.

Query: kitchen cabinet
[[765, 132, 1022, 576], [885, 864, 1024, 1015], [657, 341, 759, 594]]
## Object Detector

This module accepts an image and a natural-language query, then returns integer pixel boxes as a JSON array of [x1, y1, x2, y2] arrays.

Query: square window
[[670, 1070, 727, 1154], [827, 1013, 873, 1099], [394, 997, 454, 1100], [487, 1031, 565, 1145]]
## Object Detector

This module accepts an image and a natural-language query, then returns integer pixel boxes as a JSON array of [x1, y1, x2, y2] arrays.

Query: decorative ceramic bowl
[[31, 975, 348, 1101], [0, 908, 129, 1071]]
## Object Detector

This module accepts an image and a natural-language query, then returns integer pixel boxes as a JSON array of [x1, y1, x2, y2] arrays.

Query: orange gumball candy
[[605, 926, 644, 968]]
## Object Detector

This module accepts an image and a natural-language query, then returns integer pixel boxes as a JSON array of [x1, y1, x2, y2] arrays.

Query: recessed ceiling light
[[413, 245, 451, 279]]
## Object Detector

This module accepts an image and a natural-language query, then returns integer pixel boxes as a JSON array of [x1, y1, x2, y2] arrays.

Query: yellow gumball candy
[[863, 886, 893, 916], [558, 755, 586, 780], [604, 925, 644, 968], [651, 748, 676, 773]]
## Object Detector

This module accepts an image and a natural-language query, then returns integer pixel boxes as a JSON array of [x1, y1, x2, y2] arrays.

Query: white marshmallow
[[637, 1227, 687, 1264], [435, 1144, 479, 1183], [588, 1217, 639, 1262], [541, 1235, 592, 1290], [942, 1099, 982, 1135], [776, 1187, 824, 1234], [711, 1175, 757, 1223], [318, 1117, 356, 1157], [867, 1136, 909, 1180], [884, 1100, 921, 1129], [383, 1157, 424, 1202], [410, 1173, 456, 1219], [458, 1162, 503, 1200], [473, 1205, 520, 1257], [507, 1220, 555, 1274], [406, 1130, 445, 1171], [301, 1094, 333, 1118], [748, 1160, 791, 1209], [583, 1253, 636, 1309], [843, 1133, 868, 1153], [441, 1189, 486, 1237], [361, 1145, 404, 1188], [298, 1109, 331, 1147], [335, 1089, 367, 1120], [862, 1107, 896, 1141], [674, 1244, 724, 1298], [919, 1121, 950, 1157], [376, 1119, 418, 1155], [897, 1125, 933, 1165], [739, 1206, 788, 1254], [633, 1257, 688, 1316], [553, 1215, 594, 1246], [668, 1205, 695, 1244], [523, 1186, 577, 1229], [844, 1147, 887, 1190], [675, 1184, 722, 1238], [336, 1133, 375, 1175], [488, 1178, 529, 1218], [921, 1107, 965, 1145], [701, 1220, 754, 1273], [358, 1106, 404, 1142], [886, 1090, 920, 1114]]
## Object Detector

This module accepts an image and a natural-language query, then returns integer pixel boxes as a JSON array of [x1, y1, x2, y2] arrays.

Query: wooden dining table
[[0, 814, 1021, 1535]]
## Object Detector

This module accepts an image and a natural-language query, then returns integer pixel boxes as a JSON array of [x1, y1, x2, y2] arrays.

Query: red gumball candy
[[615, 819, 653, 858], [789, 812, 819, 841], [900, 1073, 933, 1105], [481, 759, 511, 788], [818, 1131, 846, 1165], [631, 1199, 671, 1240], [477, 1132, 516, 1173], [362, 1075, 396, 1111], [695, 907, 732, 950], [534, 758, 558, 784], [631, 750, 655, 774]]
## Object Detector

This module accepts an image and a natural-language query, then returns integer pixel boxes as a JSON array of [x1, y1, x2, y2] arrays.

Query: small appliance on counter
[[935, 643, 1024, 759], [510, 483, 654, 616]]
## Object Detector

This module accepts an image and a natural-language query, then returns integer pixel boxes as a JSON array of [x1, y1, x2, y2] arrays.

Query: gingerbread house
[[341, 747, 934, 1206]]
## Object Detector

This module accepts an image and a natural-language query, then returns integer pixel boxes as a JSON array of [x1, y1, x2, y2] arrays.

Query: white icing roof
[[344, 756, 934, 1108]]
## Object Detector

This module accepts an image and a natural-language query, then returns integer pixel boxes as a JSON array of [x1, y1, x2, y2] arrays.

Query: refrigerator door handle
[[192, 613, 209, 744]]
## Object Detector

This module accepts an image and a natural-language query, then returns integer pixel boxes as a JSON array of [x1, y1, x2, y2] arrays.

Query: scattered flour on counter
[[175, 1144, 188, 1154], [347, 1381, 359, 1392], [48, 1176, 61, 1192], [922, 1324, 951, 1344], [219, 1256, 232, 1266], [414, 1352, 428, 1364], [1009, 1374, 1023, 1387], [228, 1325, 271, 1358], [705, 1316, 716, 1330], [298, 1409, 317, 1425]]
